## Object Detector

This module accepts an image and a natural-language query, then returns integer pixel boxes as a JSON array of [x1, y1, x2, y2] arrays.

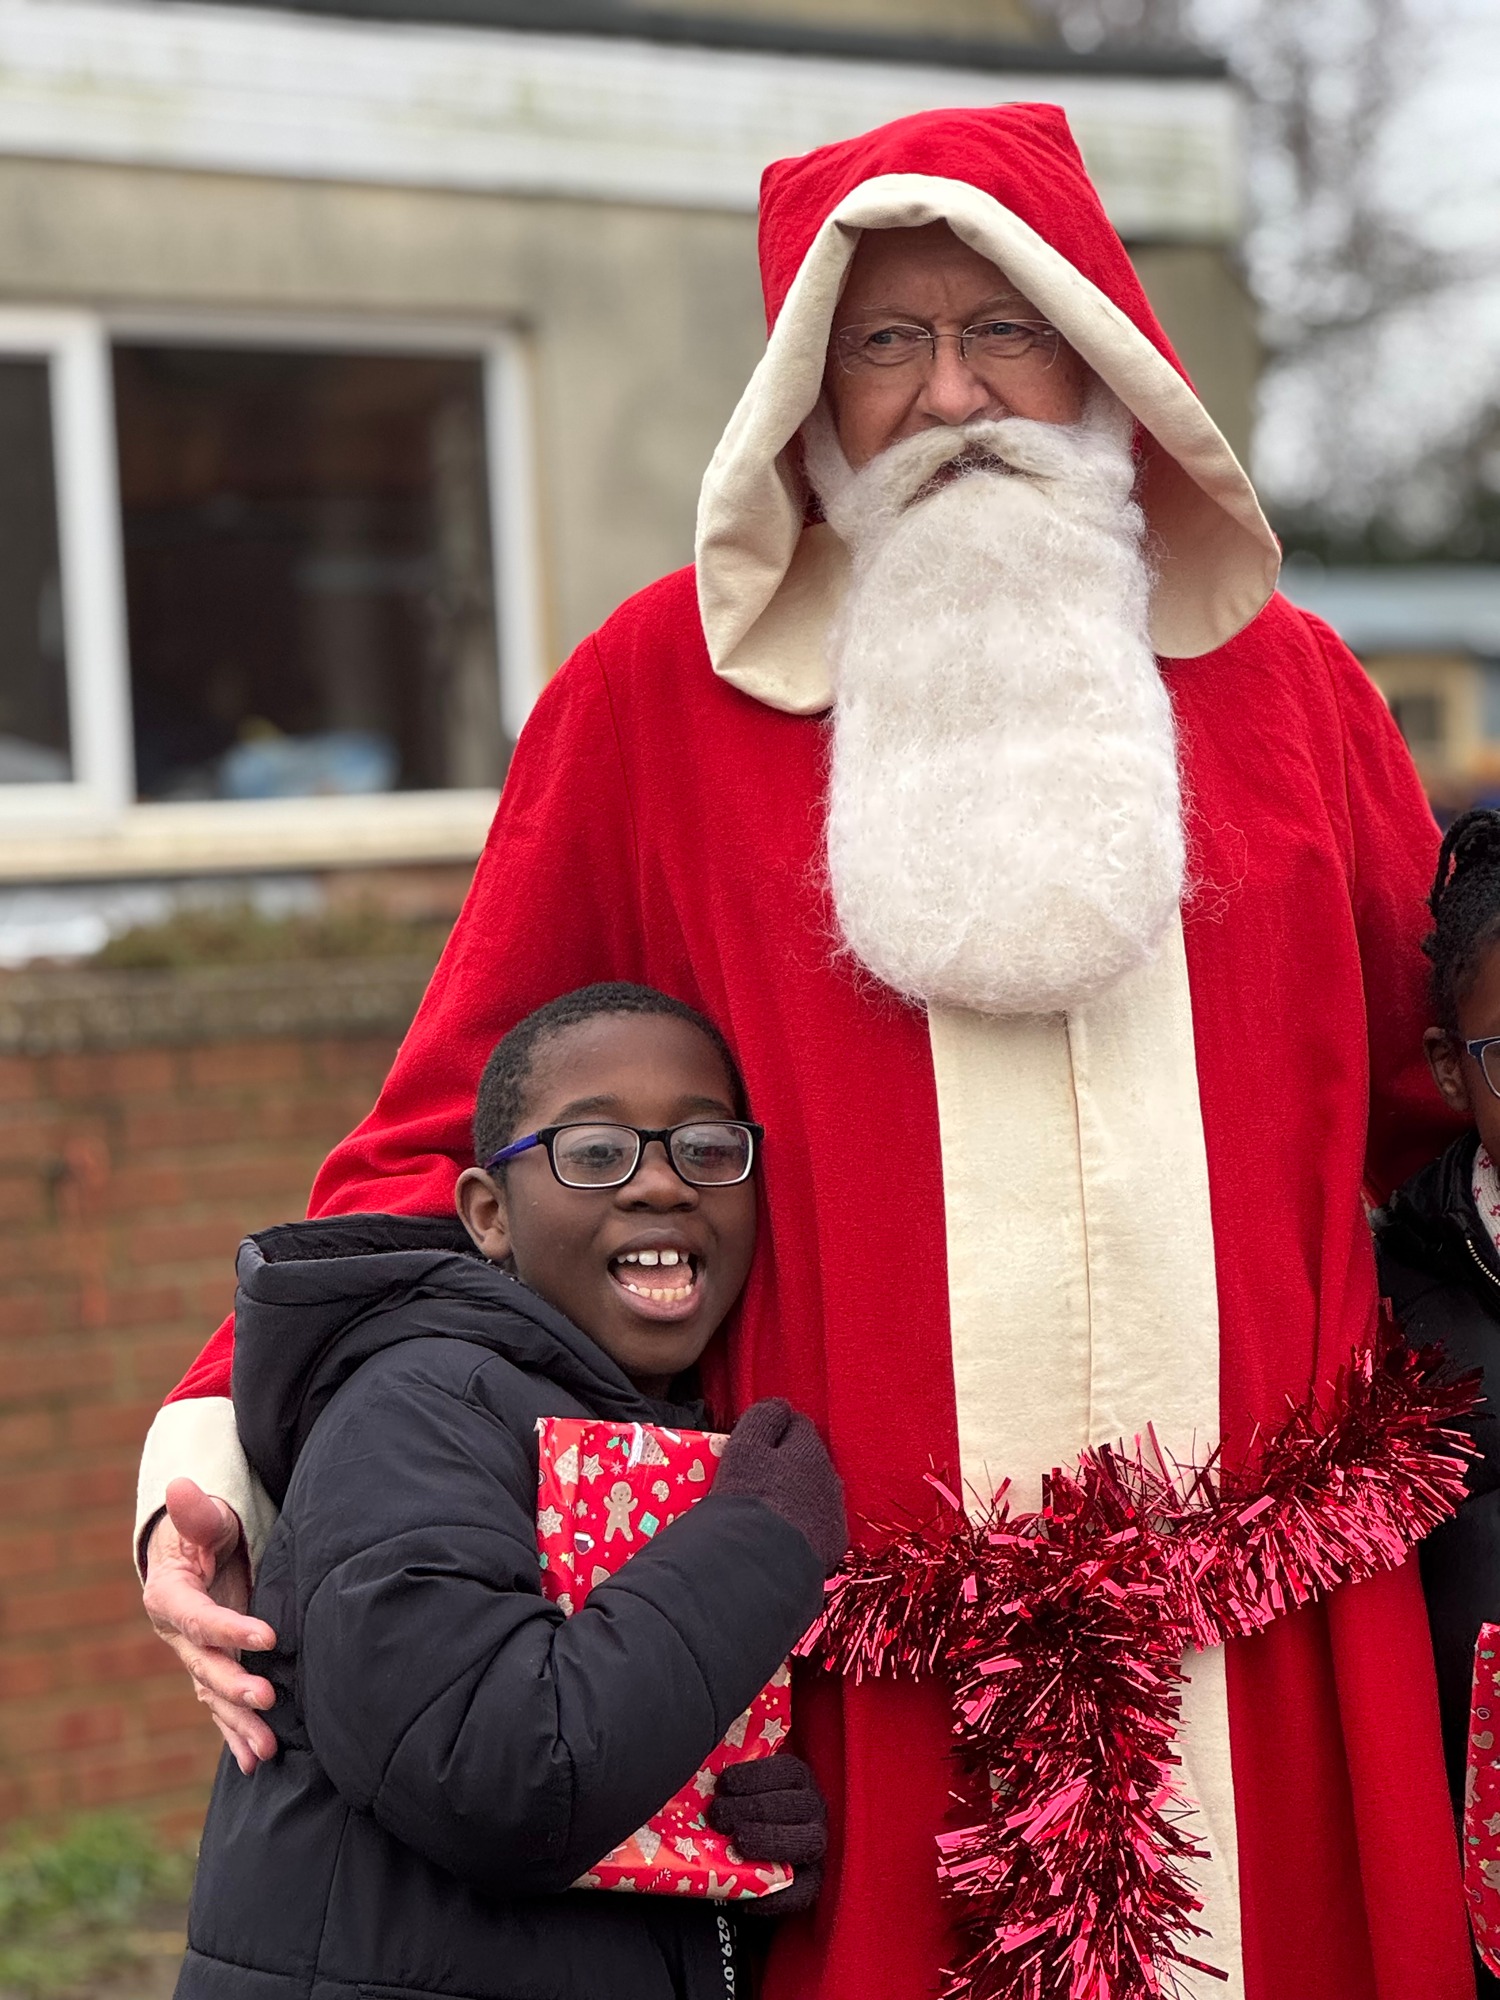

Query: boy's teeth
[[616, 1249, 684, 1267]]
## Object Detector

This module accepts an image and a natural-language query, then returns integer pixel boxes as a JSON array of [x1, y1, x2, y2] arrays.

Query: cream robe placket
[[928, 914, 1242, 1999]]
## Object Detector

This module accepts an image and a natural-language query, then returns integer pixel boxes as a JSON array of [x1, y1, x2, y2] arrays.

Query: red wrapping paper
[[1466, 1622, 1500, 1973], [535, 1415, 793, 1902]]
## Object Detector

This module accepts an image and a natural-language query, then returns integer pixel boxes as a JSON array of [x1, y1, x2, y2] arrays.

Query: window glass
[[0, 358, 69, 783], [112, 344, 506, 802]]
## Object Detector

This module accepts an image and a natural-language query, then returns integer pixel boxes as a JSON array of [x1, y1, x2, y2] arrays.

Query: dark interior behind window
[[113, 344, 506, 802], [0, 358, 69, 784]]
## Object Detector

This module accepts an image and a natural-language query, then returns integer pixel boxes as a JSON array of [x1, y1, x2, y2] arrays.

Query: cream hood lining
[[696, 173, 1281, 715]]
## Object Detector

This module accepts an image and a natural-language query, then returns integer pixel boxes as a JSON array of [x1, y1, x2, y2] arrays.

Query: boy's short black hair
[[472, 982, 747, 1167], [1426, 808, 1500, 1031]]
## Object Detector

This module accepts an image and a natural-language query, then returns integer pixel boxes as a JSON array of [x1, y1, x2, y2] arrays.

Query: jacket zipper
[[1465, 1235, 1500, 1301]]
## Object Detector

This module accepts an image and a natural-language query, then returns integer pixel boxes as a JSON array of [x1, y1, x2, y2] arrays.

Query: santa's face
[[824, 222, 1089, 469], [455, 1013, 757, 1395]]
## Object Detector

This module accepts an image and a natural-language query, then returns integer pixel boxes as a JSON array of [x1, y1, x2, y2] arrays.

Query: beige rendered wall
[[0, 157, 1252, 666]]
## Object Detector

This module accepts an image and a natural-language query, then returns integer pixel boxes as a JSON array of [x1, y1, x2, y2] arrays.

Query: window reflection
[[113, 344, 506, 802]]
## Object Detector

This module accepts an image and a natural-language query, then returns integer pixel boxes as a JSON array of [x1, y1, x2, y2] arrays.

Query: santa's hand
[[715, 1399, 848, 1576], [142, 1477, 277, 1776], [708, 1754, 828, 1915]]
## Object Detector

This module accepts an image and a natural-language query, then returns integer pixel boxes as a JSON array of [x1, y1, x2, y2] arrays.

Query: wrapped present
[[1465, 1622, 1500, 1973], [535, 1415, 793, 1903]]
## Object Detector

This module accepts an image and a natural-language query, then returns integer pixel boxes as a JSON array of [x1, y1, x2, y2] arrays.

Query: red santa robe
[[138, 106, 1475, 2000]]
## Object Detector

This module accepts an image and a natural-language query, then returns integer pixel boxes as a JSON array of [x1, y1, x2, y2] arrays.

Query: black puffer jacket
[[1375, 1132, 1500, 1810], [176, 1214, 825, 2000]]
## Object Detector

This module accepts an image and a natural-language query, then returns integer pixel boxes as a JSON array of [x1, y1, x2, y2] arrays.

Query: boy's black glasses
[[486, 1120, 763, 1189], [1466, 1037, 1500, 1100]]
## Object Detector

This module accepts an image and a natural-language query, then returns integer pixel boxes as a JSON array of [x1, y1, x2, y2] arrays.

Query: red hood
[[757, 102, 1185, 379], [696, 102, 1279, 708]]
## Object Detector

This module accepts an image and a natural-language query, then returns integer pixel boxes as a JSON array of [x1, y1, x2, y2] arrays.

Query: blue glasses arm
[[485, 1132, 542, 1171]]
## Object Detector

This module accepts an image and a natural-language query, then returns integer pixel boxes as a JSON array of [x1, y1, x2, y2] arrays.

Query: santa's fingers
[[194, 1685, 279, 1774]]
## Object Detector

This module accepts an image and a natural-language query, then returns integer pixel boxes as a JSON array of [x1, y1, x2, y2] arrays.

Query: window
[[0, 312, 541, 861], [1389, 691, 1446, 757]]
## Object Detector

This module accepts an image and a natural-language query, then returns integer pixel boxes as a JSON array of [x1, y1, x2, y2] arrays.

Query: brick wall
[[0, 959, 435, 1836]]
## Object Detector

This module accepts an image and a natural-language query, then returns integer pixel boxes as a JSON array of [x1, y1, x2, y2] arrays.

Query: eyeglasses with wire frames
[[1465, 1037, 1500, 1101], [832, 316, 1060, 375], [485, 1119, 763, 1189]]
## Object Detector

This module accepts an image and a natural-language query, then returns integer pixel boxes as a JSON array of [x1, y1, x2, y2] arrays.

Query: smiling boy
[[175, 983, 845, 2000]]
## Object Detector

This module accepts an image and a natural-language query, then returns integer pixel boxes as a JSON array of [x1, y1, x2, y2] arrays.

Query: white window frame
[[0, 306, 544, 874], [0, 310, 133, 826]]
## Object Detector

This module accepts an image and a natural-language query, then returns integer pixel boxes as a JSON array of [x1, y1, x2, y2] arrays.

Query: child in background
[[1375, 809, 1500, 1995], [176, 981, 845, 2000]]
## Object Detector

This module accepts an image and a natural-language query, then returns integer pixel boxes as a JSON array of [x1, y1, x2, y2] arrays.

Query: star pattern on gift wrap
[[692, 1768, 716, 1799], [582, 1454, 603, 1483], [537, 1506, 564, 1539], [758, 1715, 788, 1748]]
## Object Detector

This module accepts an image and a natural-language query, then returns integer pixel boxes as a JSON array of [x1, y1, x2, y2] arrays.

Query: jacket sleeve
[[1310, 614, 1465, 1199], [151, 637, 646, 1418], [289, 1356, 824, 1898], [1378, 1245, 1500, 1812]]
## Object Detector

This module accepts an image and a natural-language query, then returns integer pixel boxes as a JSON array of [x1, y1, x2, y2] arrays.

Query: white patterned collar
[[1472, 1144, 1500, 1257]]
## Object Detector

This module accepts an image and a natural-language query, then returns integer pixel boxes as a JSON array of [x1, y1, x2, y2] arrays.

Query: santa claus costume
[[138, 106, 1474, 2000]]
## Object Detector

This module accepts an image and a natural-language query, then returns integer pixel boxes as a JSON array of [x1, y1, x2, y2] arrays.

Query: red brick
[[46, 1049, 178, 1101], [92, 1284, 186, 1332], [3, 1702, 127, 1756], [74, 1747, 209, 1807], [0, 1649, 60, 1702], [0, 1056, 39, 1103], [125, 1217, 244, 1269], [5, 1576, 143, 1637], [57, 1522, 137, 1579], [0, 1340, 109, 1399], [186, 1041, 307, 1089], [142, 1687, 200, 1739], [309, 1037, 399, 1081], [63, 1633, 172, 1688], [0, 1529, 59, 1580], [0, 1173, 49, 1229], [65, 1400, 162, 1455], [0, 1764, 65, 1819], [0, 1290, 61, 1341], [0, 1462, 135, 1521], [120, 1336, 216, 1398], [0, 1113, 68, 1169], [0, 1410, 59, 1459]]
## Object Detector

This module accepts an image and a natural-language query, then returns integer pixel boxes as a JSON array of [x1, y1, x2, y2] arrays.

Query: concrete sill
[[0, 792, 501, 882]]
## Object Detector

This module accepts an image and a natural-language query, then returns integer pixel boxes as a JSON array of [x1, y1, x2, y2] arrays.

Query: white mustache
[[803, 398, 1137, 554]]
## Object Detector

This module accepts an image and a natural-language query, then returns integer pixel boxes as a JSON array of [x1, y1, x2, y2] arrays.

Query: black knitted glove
[[714, 1398, 848, 1576], [707, 1754, 828, 1917]]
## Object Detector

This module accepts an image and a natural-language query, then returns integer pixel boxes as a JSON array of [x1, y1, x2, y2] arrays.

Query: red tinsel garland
[[804, 1335, 1478, 2000]]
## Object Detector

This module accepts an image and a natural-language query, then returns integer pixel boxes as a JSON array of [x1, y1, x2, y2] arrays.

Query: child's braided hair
[[1425, 807, 1500, 1031]]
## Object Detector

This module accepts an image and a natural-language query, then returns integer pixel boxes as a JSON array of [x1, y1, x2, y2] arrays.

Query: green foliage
[[90, 901, 451, 972], [0, 1815, 194, 1999]]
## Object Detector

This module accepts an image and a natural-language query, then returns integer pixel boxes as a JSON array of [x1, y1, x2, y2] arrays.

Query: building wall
[[0, 158, 762, 668], [0, 966, 434, 1832]]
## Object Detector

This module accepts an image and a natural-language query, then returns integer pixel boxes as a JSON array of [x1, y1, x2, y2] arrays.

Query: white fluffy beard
[[802, 394, 1185, 1018]]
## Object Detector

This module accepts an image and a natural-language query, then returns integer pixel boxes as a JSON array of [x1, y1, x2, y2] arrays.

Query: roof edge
[[181, 0, 1230, 80]]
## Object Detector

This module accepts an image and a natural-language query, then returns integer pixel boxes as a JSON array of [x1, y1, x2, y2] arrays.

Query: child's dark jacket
[[1374, 1131, 1500, 1816], [177, 1214, 824, 2000]]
